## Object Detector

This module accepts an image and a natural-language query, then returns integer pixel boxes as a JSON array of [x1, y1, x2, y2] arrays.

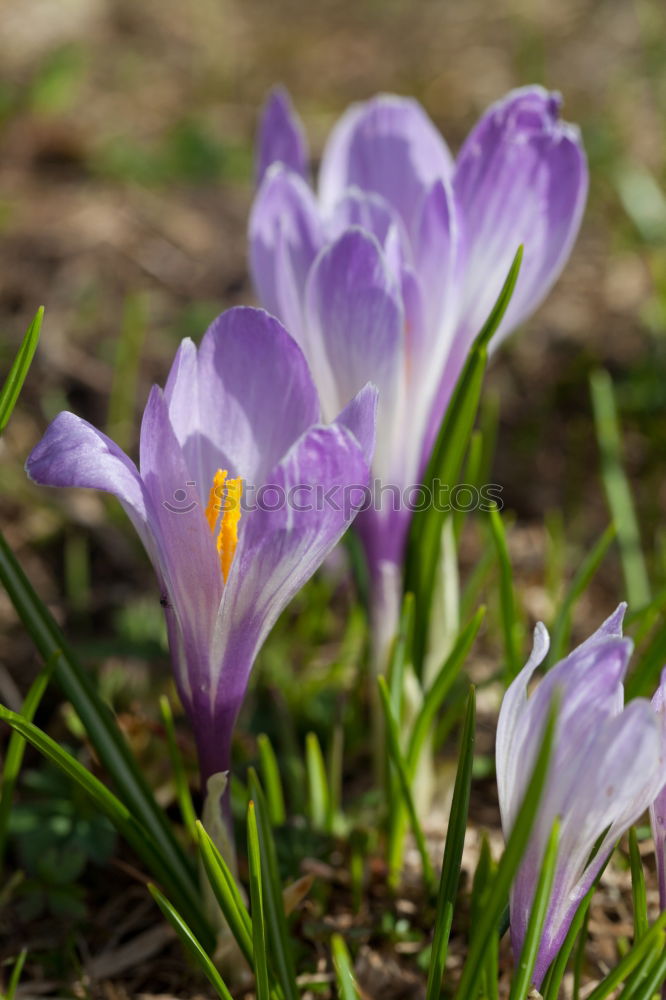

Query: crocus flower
[[496, 605, 663, 986], [26, 307, 376, 788], [650, 668, 666, 913], [250, 86, 588, 648]]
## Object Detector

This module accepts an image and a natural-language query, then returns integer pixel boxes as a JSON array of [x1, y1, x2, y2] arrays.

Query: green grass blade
[[331, 933, 361, 1000], [619, 944, 666, 1000], [405, 247, 524, 672], [306, 731, 331, 832], [407, 607, 485, 778], [590, 369, 651, 610], [509, 819, 560, 1000], [626, 617, 666, 700], [425, 688, 476, 1000], [0, 532, 208, 946], [159, 695, 197, 843], [106, 294, 147, 452], [196, 820, 253, 965], [585, 910, 666, 1000], [148, 883, 234, 1000], [455, 695, 557, 1000], [257, 734, 286, 826], [248, 770, 299, 1000], [247, 800, 271, 1000], [488, 505, 521, 682], [629, 828, 649, 940], [547, 524, 617, 666], [5, 947, 28, 1000], [0, 702, 201, 930], [0, 664, 51, 867], [377, 676, 435, 894], [0, 306, 43, 432], [541, 875, 601, 1000], [388, 591, 415, 718]]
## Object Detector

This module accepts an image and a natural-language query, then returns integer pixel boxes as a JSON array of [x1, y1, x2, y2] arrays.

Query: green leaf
[[247, 800, 271, 1000], [407, 607, 485, 778], [0, 702, 201, 933], [541, 870, 604, 1000], [425, 688, 476, 1000], [488, 506, 521, 682], [306, 731, 331, 832], [0, 532, 210, 947], [331, 933, 361, 1000], [628, 828, 648, 940], [0, 664, 52, 867], [618, 944, 666, 1000], [405, 247, 523, 672], [455, 694, 557, 1000], [5, 947, 28, 1000], [0, 306, 43, 433], [509, 818, 560, 1000], [247, 770, 299, 1000], [590, 369, 651, 610], [196, 820, 253, 966], [159, 695, 197, 843], [388, 591, 415, 718], [626, 617, 666, 700], [257, 734, 286, 827], [377, 676, 435, 894], [585, 910, 666, 1000], [148, 883, 234, 1000], [547, 524, 617, 666]]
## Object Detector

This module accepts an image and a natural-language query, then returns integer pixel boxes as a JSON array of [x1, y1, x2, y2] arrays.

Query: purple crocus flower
[[650, 669, 666, 913], [249, 87, 588, 633], [496, 605, 663, 986], [26, 307, 376, 787]]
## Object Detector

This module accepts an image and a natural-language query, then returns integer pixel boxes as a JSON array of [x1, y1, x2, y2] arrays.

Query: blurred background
[[0, 0, 666, 982]]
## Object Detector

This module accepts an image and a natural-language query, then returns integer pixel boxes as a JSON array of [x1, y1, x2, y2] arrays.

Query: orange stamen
[[205, 469, 227, 532], [217, 477, 242, 583]]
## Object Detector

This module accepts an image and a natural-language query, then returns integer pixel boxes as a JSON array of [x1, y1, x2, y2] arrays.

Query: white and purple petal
[[255, 86, 309, 186], [249, 165, 324, 343], [650, 669, 666, 912], [164, 307, 321, 490], [319, 94, 454, 237], [303, 228, 405, 484], [453, 85, 588, 352]]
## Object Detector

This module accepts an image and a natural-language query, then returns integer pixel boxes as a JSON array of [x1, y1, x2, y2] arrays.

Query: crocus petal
[[249, 165, 324, 343], [164, 307, 321, 490], [25, 411, 153, 555], [650, 669, 666, 910], [525, 699, 662, 984], [413, 178, 463, 348], [255, 86, 309, 186], [328, 187, 411, 269], [205, 418, 371, 722], [139, 385, 223, 705], [319, 95, 454, 236], [334, 381, 378, 468], [496, 621, 550, 832], [454, 85, 588, 350], [303, 228, 405, 484]]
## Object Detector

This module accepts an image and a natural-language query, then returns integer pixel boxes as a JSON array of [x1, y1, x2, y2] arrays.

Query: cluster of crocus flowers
[[250, 86, 588, 641], [496, 605, 665, 986], [26, 307, 376, 789]]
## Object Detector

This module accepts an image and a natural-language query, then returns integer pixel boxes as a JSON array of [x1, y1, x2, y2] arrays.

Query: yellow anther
[[205, 469, 227, 532], [217, 477, 242, 583]]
